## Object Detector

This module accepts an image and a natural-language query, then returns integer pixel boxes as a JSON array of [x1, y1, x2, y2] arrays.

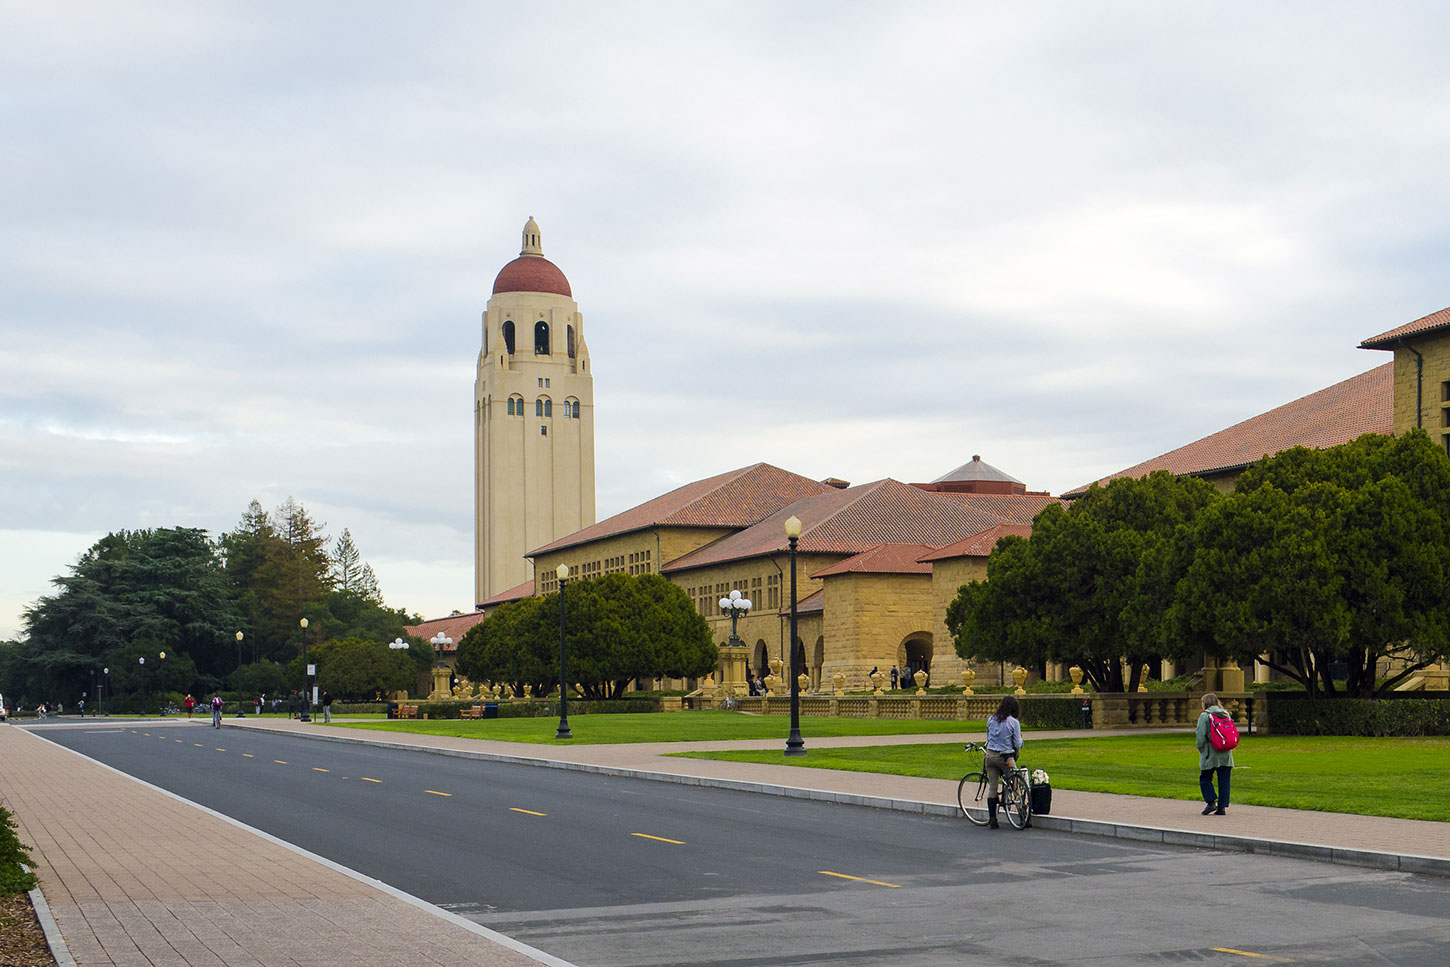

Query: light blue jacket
[[1195, 705, 1236, 770], [986, 714, 1022, 756]]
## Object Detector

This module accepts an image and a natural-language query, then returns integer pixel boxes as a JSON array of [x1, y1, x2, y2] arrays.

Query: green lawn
[[335, 711, 987, 744], [677, 733, 1450, 822]]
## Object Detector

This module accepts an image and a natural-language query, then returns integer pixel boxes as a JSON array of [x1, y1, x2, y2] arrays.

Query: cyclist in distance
[[984, 694, 1024, 828]]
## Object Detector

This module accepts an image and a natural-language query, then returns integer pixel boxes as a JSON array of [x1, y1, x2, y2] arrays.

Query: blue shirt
[[986, 715, 1022, 755]]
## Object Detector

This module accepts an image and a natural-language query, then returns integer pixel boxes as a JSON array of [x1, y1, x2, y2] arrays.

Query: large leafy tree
[[291, 636, 417, 701], [220, 498, 334, 663], [1170, 431, 1450, 697], [948, 471, 1221, 691], [456, 573, 718, 698], [21, 527, 240, 700]]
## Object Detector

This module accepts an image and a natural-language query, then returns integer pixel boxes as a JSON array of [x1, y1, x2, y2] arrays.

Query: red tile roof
[[478, 579, 537, 608], [664, 479, 1062, 573], [811, 543, 937, 577], [1064, 363, 1394, 497], [1360, 306, 1450, 349], [492, 255, 572, 297], [917, 524, 1034, 562], [402, 612, 488, 650], [527, 463, 833, 556], [790, 589, 824, 615]]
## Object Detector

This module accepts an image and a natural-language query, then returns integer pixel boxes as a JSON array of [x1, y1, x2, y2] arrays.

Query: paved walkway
[[5, 715, 1448, 967]]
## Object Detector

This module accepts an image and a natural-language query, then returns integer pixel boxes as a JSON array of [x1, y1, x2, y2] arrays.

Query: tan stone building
[[526, 460, 1060, 690], [474, 218, 596, 605]]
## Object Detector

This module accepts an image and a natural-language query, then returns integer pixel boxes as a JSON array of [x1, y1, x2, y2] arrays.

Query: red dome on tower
[[492, 256, 572, 297], [492, 216, 572, 297]]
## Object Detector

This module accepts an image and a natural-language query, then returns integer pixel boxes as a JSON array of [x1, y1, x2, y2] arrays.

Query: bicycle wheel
[[1004, 773, 1032, 829], [957, 772, 990, 826]]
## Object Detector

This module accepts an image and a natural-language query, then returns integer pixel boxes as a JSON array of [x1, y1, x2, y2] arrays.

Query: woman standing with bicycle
[[985, 695, 1024, 828]]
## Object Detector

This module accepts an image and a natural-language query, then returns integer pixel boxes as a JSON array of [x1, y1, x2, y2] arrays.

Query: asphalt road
[[37, 721, 1450, 966]]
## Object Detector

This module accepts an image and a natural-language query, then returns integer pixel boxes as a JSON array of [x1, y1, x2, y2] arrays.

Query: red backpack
[[1208, 711, 1239, 751]]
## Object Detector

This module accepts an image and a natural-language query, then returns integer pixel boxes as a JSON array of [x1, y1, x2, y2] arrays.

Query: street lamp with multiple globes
[[555, 563, 572, 739], [299, 618, 312, 722], [719, 589, 752, 690], [783, 515, 805, 757]]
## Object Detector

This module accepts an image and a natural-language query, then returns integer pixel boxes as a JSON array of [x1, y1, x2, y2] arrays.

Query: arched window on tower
[[570, 399, 580, 419], [544, 398, 552, 418], [508, 395, 524, 416], [567, 325, 576, 358], [563, 397, 578, 419], [534, 321, 550, 355], [502, 320, 515, 355]]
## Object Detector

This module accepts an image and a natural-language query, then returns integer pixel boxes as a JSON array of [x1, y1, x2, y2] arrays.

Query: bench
[[462, 705, 483, 719], [396, 703, 419, 719]]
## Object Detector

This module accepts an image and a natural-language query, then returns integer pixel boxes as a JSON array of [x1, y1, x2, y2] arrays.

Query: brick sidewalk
[[0, 724, 570, 967]]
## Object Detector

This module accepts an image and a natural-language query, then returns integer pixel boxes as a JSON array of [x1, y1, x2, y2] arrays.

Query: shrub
[[1019, 696, 1090, 730], [1271, 698, 1450, 736], [412, 698, 664, 719], [0, 806, 37, 895]]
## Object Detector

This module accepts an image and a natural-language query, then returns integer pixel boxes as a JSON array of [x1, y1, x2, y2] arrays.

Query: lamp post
[[299, 618, 311, 722], [718, 589, 752, 690], [102, 666, 109, 717], [235, 631, 244, 670], [555, 564, 572, 739], [139, 657, 145, 713], [783, 515, 805, 757]]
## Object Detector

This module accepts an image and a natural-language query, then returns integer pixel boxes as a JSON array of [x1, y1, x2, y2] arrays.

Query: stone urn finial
[[913, 669, 928, 695], [522, 683, 534, 699], [1013, 666, 1028, 695], [763, 673, 778, 697], [960, 669, 975, 695], [1138, 663, 1151, 693], [797, 672, 810, 694], [1069, 665, 1084, 695], [869, 670, 885, 695], [701, 675, 718, 699], [769, 657, 783, 680], [832, 672, 846, 695]]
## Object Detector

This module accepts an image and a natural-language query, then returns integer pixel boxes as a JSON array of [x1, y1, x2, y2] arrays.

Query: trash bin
[[483, 704, 499, 719], [387, 702, 398, 720]]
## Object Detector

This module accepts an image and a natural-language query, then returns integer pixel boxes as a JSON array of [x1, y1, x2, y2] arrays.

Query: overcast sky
[[4, 1, 1450, 638]]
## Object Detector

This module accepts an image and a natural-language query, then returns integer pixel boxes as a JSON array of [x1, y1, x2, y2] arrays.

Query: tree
[[455, 573, 718, 698], [330, 529, 382, 602], [220, 498, 333, 664], [21, 527, 239, 702], [948, 472, 1221, 691], [294, 637, 416, 701], [1171, 431, 1450, 697]]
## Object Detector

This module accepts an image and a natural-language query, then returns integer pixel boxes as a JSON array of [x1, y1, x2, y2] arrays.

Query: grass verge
[[335, 711, 987, 744], [675, 733, 1450, 822]]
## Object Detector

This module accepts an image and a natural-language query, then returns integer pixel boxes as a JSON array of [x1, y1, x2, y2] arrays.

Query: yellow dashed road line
[[274, 760, 288, 764], [313, 767, 329, 772], [216, 748, 225, 752], [1213, 950, 1272, 960], [426, 790, 452, 797], [631, 833, 685, 845], [819, 871, 901, 888], [510, 808, 546, 816], [362, 777, 381, 783], [242, 754, 254, 758]]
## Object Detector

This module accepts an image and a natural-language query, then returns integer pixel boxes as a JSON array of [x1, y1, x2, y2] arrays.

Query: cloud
[[4, 2, 1450, 637]]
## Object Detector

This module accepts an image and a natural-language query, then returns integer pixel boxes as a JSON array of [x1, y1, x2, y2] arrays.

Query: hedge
[[0, 806, 37, 895], [1271, 698, 1450, 736], [410, 698, 664, 719], [1019, 697, 1092, 730]]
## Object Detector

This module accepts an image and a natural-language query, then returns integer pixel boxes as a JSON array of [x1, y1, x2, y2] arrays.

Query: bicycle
[[957, 741, 1032, 829]]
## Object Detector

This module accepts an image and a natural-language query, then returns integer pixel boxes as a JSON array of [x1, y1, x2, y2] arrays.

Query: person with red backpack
[[1195, 691, 1238, 815]]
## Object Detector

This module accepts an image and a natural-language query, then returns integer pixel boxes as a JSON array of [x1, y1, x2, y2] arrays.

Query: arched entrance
[[753, 640, 768, 679], [811, 637, 824, 689], [899, 634, 934, 687]]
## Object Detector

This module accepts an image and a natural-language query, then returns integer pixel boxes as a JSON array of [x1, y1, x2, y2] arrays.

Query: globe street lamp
[[388, 638, 410, 650], [783, 515, 805, 757], [235, 631, 244, 670], [555, 564, 572, 740], [299, 618, 312, 722], [429, 632, 452, 668], [719, 589, 752, 691], [102, 666, 109, 717]]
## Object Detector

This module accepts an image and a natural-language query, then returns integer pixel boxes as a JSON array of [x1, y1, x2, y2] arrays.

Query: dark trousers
[[1199, 766, 1231, 806]]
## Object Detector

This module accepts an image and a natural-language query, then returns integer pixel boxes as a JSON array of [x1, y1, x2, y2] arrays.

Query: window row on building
[[686, 574, 778, 616], [494, 320, 577, 359], [503, 396, 582, 418]]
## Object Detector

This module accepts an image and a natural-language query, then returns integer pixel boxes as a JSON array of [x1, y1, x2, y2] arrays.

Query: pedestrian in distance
[[890, 665, 899, 689], [1196, 691, 1237, 815], [321, 690, 333, 724], [184, 694, 195, 719], [984, 694, 1024, 829], [287, 690, 298, 719], [210, 694, 224, 728]]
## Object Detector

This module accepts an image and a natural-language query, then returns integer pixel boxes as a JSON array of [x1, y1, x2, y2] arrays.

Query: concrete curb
[[26, 869, 77, 967], [225, 722, 1450, 879]]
